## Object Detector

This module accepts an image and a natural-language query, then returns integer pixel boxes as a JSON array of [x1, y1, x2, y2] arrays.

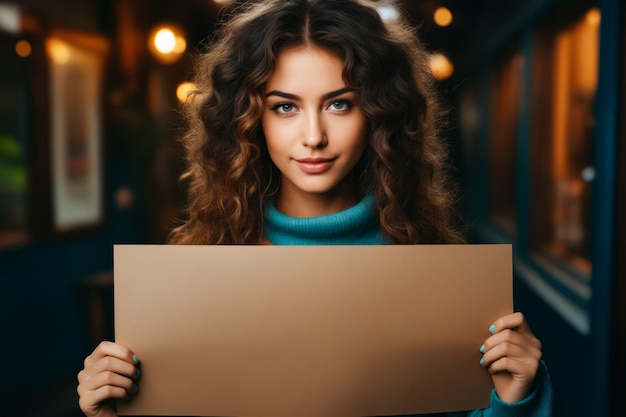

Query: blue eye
[[329, 100, 352, 111], [271, 102, 296, 114]]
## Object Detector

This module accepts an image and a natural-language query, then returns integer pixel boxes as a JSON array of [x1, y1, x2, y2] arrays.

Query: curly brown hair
[[168, 0, 464, 245]]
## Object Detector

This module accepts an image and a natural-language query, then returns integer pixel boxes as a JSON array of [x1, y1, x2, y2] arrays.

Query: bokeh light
[[434, 7, 453, 27], [15, 39, 32, 58], [148, 25, 187, 64], [176, 81, 196, 103], [429, 52, 454, 80], [46, 38, 71, 65]]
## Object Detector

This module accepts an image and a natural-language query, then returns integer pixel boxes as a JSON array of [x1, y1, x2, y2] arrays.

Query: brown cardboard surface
[[114, 244, 512, 416]]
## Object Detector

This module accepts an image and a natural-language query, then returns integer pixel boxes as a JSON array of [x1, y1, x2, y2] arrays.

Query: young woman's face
[[262, 45, 368, 216]]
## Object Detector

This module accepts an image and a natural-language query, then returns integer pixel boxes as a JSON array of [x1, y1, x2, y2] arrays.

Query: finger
[[78, 355, 141, 384], [78, 370, 138, 398], [486, 355, 540, 378], [79, 384, 132, 412], [488, 313, 541, 348], [490, 312, 538, 336], [481, 339, 541, 368], [84, 341, 139, 368], [482, 328, 542, 352]]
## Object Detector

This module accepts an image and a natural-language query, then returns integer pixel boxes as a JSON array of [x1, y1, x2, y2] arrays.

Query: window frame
[[463, 0, 618, 339]]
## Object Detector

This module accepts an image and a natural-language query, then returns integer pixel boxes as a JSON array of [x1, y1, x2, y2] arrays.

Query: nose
[[301, 110, 327, 149]]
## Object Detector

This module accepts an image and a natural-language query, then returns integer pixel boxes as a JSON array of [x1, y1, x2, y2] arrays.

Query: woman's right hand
[[77, 341, 141, 417]]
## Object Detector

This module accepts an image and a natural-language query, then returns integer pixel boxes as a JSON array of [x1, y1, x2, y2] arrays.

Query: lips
[[294, 157, 337, 174]]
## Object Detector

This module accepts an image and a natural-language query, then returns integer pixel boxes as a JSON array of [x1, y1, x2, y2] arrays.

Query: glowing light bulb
[[47, 38, 71, 65], [176, 82, 196, 103], [429, 53, 454, 80], [15, 40, 32, 58], [148, 25, 187, 64], [154, 28, 176, 54], [434, 7, 453, 27], [585, 7, 601, 26]]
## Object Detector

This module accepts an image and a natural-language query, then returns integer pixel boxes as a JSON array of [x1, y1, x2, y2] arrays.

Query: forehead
[[265, 45, 346, 93]]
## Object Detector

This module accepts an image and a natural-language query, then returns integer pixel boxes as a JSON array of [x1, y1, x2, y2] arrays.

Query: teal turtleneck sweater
[[263, 194, 385, 245], [262, 195, 553, 417]]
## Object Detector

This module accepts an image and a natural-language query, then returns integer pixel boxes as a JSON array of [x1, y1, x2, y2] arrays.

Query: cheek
[[345, 118, 368, 155], [262, 117, 286, 161], [262, 111, 292, 136]]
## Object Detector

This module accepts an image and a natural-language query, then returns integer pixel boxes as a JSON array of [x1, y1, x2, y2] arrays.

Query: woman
[[78, 1, 552, 415]]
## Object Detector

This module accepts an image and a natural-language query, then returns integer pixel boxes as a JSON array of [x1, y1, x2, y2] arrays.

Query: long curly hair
[[168, 0, 464, 245]]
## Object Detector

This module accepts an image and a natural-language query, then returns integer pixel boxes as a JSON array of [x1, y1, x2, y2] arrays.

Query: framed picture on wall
[[46, 29, 108, 233]]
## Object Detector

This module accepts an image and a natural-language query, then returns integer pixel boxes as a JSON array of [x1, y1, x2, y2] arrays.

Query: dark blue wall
[[514, 279, 592, 417], [1, 146, 151, 414]]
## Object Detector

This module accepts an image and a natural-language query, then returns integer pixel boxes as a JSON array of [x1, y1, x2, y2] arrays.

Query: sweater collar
[[263, 195, 384, 245]]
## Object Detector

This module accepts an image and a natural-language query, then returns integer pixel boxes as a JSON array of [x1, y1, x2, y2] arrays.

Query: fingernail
[[489, 324, 497, 333], [133, 384, 139, 394], [132, 354, 139, 364], [479, 344, 485, 353], [136, 368, 142, 378], [480, 357, 485, 366]]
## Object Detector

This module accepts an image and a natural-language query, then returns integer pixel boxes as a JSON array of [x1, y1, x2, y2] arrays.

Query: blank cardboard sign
[[114, 244, 512, 416]]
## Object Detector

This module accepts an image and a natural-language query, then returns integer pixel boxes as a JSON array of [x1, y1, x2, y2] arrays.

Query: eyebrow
[[265, 87, 355, 101]]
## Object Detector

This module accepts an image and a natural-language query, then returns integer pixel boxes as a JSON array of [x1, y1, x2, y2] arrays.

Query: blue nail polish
[[136, 368, 142, 378], [480, 357, 485, 366], [479, 344, 485, 353], [489, 324, 497, 333], [133, 384, 139, 394], [132, 354, 139, 364]]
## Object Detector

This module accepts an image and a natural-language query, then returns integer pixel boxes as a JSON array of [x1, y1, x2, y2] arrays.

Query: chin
[[296, 180, 344, 195]]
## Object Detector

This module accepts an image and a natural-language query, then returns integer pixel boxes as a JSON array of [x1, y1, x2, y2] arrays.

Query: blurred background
[[0, 0, 623, 416]]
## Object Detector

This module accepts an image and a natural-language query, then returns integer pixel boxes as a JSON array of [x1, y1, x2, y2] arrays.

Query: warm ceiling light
[[15, 39, 32, 58], [176, 81, 197, 103], [585, 7, 601, 27], [434, 7, 453, 27], [154, 28, 176, 54], [429, 52, 454, 80], [148, 24, 187, 64], [46, 38, 70, 65]]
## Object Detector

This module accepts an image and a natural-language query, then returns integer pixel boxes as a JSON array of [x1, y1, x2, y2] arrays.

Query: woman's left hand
[[480, 312, 542, 404]]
